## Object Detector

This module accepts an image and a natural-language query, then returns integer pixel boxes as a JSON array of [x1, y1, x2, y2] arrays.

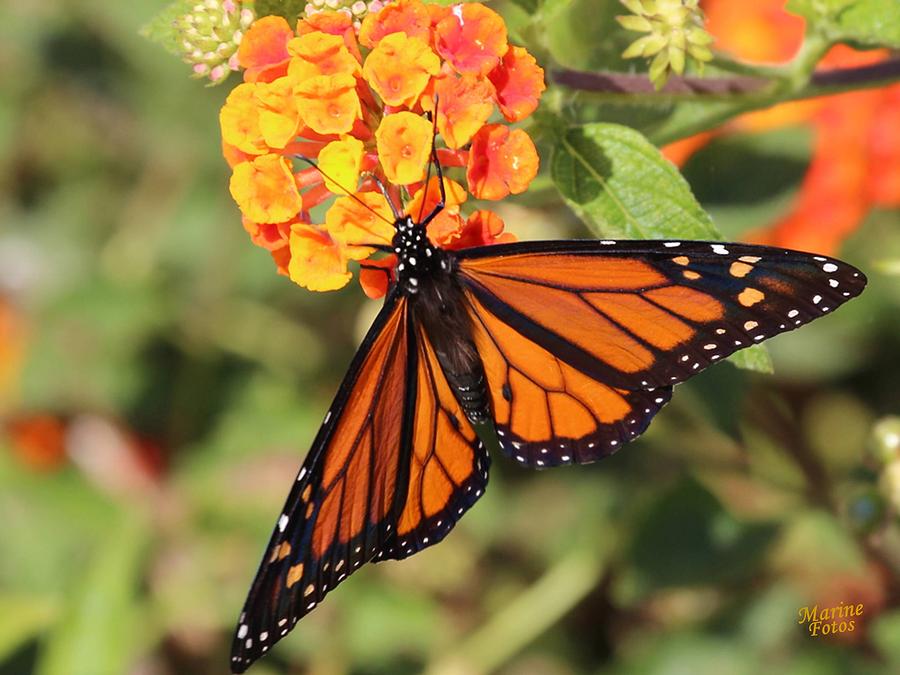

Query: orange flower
[[317, 136, 364, 195], [230, 154, 303, 223], [467, 124, 539, 200], [434, 3, 508, 77], [242, 215, 293, 251], [219, 2, 544, 294], [407, 176, 468, 246], [452, 209, 517, 249], [238, 15, 294, 83], [363, 32, 440, 107], [5, 414, 67, 472], [255, 77, 302, 149], [358, 0, 432, 48], [423, 73, 495, 149], [325, 191, 395, 259], [488, 46, 546, 123], [287, 32, 360, 82], [295, 73, 361, 135], [220, 83, 268, 155], [376, 111, 434, 184], [359, 256, 397, 299], [289, 224, 352, 291]]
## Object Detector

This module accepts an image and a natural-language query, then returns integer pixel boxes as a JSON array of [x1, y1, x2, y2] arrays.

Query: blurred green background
[[2, 1, 900, 675]]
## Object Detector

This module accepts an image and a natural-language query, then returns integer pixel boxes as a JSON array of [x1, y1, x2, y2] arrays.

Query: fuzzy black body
[[392, 216, 490, 424]]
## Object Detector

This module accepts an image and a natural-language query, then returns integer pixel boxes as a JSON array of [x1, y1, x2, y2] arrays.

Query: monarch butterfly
[[230, 133, 866, 673]]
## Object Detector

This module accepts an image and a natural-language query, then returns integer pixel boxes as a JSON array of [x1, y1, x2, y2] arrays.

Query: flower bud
[[617, 0, 713, 89], [176, 0, 256, 85], [303, 0, 388, 28], [868, 416, 900, 465]]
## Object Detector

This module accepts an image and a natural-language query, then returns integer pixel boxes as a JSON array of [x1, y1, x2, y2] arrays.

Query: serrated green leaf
[[139, 0, 195, 57], [552, 122, 720, 239], [787, 0, 900, 47], [551, 121, 773, 373]]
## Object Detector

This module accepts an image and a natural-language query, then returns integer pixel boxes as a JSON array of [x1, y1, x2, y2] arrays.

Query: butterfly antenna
[[419, 97, 446, 227], [416, 109, 437, 224], [295, 154, 397, 229]]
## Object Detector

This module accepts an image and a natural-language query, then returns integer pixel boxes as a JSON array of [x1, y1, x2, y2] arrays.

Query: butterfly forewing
[[458, 240, 866, 389], [231, 293, 416, 673]]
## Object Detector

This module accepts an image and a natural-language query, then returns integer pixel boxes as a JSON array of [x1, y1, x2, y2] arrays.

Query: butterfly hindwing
[[465, 288, 674, 466], [231, 292, 416, 673], [381, 324, 490, 560], [457, 240, 865, 466]]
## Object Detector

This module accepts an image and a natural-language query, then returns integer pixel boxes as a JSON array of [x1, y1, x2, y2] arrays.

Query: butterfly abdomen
[[409, 253, 492, 425], [442, 368, 490, 424]]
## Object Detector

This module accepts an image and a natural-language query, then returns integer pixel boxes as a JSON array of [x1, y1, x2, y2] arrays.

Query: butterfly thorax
[[392, 216, 447, 295], [394, 219, 490, 425]]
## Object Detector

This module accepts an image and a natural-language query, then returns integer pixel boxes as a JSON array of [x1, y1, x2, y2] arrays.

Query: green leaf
[[787, 0, 900, 47], [508, 0, 542, 14], [36, 513, 151, 675], [628, 477, 779, 591], [551, 121, 773, 373], [552, 122, 721, 239], [138, 1, 194, 57], [0, 594, 59, 663]]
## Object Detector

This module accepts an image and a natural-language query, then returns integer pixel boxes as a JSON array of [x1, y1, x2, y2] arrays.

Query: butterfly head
[[392, 216, 448, 295]]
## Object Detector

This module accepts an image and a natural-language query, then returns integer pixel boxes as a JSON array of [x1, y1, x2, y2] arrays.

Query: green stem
[[423, 548, 605, 675]]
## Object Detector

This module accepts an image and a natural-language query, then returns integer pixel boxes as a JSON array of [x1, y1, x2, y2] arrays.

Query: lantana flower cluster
[[220, 0, 545, 298]]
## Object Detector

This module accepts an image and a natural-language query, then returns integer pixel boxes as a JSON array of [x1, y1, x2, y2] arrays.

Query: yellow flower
[[295, 73, 362, 135], [287, 31, 361, 82], [288, 224, 352, 291], [229, 154, 303, 223], [255, 77, 302, 149], [317, 136, 365, 195], [363, 32, 440, 107], [219, 82, 268, 155], [375, 111, 433, 185]]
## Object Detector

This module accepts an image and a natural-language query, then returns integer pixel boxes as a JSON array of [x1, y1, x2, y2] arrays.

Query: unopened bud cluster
[[617, 0, 714, 89], [304, 0, 387, 29], [177, 0, 256, 84]]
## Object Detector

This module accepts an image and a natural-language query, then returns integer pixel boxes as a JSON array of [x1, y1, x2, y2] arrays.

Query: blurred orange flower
[[219, 0, 544, 294], [666, 0, 900, 255]]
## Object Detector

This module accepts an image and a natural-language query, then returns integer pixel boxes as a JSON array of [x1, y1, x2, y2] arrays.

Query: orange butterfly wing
[[457, 240, 865, 465], [381, 324, 489, 560], [231, 293, 415, 672], [232, 293, 492, 671]]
